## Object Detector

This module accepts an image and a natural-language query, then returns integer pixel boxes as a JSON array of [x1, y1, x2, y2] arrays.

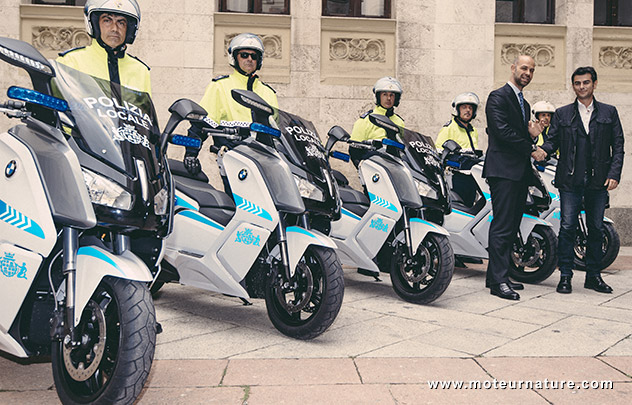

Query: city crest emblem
[[235, 228, 261, 246], [1, 252, 27, 279]]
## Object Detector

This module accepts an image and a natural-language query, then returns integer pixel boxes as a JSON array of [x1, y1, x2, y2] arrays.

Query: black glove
[[183, 152, 201, 175]]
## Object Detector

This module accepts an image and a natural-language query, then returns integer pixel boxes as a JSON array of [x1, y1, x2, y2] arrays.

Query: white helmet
[[228, 33, 265, 71], [532, 101, 556, 118], [451, 92, 480, 119], [373, 76, 403, 107], [84, 0, 141, 45]]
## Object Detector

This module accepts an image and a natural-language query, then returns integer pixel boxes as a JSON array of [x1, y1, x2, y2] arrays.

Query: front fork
[[51, 226, 79, 343]]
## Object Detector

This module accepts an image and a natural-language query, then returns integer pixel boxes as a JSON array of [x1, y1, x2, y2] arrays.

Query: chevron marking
[[233, 194, 272, 221], [0, 199, 45, 239]]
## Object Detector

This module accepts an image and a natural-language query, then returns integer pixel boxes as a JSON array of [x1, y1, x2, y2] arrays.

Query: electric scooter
[[440, 140, 558, 283], [324, 114, 454, 304], [156, 91, 344, 340], [0, 37, 200, 404]]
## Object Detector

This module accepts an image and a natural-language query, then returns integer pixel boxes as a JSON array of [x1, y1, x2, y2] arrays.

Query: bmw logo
[[5, 160, 17, 178], [372, 173, 380, 183], [238, 169, 248, 181]]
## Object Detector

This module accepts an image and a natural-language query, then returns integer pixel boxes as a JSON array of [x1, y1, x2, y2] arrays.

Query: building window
[[595, 0, 632, 26], [496, 0, 555, 24], [218, 0, 290, 14], [32, 0, 86, 5], [322, 0, 392, 18]]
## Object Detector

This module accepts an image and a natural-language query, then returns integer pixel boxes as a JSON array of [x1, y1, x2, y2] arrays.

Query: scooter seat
[[339, 186, 370, 217], [172, 175, 236, 226], [168, 158, 209, 183], [331, 169, 350, 186]]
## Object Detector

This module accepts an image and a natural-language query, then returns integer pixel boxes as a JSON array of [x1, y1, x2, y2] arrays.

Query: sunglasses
[[238, 52, 260, 61]]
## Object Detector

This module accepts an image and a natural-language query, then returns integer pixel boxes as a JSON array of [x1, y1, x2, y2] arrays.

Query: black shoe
[[490, 283, 520, 300], [556, 276, 572, 294], [584, 275, 613, 293], [508, 281, 524, 290]]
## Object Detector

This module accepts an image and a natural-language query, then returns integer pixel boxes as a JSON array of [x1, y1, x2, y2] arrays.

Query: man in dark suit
[[483, 55, 544, 300]]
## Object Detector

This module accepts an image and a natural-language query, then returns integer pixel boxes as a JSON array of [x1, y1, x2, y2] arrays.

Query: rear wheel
[[390, 233, 454, 304], [573, 221, 620, 271], [265, 246, 344, 340], [509, 225, 557, 283], [52, 277, 156, 405]]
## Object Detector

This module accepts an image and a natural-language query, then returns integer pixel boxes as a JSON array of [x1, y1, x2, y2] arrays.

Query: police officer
[[531, 101, 556, 146], [435, 92, 480, 151], [349, 76, 404, 166], [184, 33, 278, 175], [57, 0, 150, 94]]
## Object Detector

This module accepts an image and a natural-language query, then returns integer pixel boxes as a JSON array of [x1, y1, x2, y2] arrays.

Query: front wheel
[[390, 233, 454, 304], [265, 246, 344, 340], [509, 225, 557, 283], [573, 221, 620, 271], [52, 277, 156, 405]]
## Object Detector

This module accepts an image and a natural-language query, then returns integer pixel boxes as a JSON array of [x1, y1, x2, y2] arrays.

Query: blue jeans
[[558, 186, 608, 277]]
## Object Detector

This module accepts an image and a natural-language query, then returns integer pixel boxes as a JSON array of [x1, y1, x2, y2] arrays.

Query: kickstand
[[373, 275, 382, 282], [240, 297, 253, 306]]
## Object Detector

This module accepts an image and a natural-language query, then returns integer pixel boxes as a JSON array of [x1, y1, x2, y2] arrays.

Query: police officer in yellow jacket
[[57, 0, 150, 95], [531, 100, 555, 147], [349, 76, 404, 165], [184, 33, 278, 174], [436, 92, 480, 151]]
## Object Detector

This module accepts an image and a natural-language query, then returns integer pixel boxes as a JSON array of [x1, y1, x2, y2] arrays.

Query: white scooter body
[[442, 161, 552, 259], [0, 127, 151, 358], [164, 146, 336, 299], [331, 155, 449, 272]]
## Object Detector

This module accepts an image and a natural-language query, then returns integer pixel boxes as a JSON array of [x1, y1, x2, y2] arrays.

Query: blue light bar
[[250, 122, 281, 137], [446, 160, 461, 168], [171, 135, 201, 148], [7, 86, 68, 112], [382, 138, 405, 150], [331, 151, 350, 162]]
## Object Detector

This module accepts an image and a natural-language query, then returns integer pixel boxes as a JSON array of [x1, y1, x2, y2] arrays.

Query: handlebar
[[0, 100, 30, 118]]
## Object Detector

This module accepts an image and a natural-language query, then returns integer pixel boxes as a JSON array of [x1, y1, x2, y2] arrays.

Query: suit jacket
[[482, 83, 534, 181], [541, 98, 624, 188]]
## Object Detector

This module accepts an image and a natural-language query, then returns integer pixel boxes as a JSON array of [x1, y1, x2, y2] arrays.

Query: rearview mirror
[[325, 125, 350, 152], [231, 89, 274, 116], [368, 114, 400, 134], [441, 139, 461, 153]]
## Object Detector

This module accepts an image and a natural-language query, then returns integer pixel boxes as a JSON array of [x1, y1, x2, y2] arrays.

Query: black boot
[[584, 275, 613, 293], [556, 275, 572, 294]]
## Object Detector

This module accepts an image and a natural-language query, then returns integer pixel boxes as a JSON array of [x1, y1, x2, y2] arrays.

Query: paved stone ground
[[2, 249, 632, 404]]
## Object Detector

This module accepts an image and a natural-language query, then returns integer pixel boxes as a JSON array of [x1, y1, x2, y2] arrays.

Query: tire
[[390, 233, 454, 304], [52, 277, 156, 405], [265, 246, 344, 340], [573, 221, 620, 271], [509, 225, 557, 284]]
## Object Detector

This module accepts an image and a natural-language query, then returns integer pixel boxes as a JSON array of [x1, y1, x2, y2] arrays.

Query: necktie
[[518, 91, 526, 122]]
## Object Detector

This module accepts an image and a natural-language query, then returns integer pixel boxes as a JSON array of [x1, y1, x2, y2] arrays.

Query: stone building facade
[[0, 0, 631, 240]]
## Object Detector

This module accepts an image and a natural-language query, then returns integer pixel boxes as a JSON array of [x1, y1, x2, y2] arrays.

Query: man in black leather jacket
[[535, 66, 624, 294]]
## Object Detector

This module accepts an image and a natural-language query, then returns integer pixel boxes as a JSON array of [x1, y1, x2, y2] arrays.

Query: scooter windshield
[[401, 129, 442, 178], [51, 61, 160, 177], [274, 110, 328, 178]]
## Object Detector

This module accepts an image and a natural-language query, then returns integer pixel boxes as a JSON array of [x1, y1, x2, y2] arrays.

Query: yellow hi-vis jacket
[[435, 117, 479, 151], [350, 105, 405, 141], [535, 126, 550, 146], [56, 40, 151, 94], [199, 69, 278, 125]]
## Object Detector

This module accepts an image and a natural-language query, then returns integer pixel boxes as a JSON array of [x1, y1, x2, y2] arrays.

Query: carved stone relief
[[501, 43, 555, 67], [329, 38, 385, 63], [32, 27, 91, 53], [599, 46, 632, 70], [224, 33, 282, 59]]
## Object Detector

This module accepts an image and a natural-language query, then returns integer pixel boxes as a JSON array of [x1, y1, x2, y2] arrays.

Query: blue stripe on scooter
[[522, 213, 548, 225], [368, 192, 398, 212], [410, 218, 437, 228], [287, 226, 317, 239], [0, 198, 45, 239], [77, 246, 126, 276], [341, 208, 362, 221], [452, 209, 475, 218], [177, 210, 224, 231], [175, 194, 198, 211], [233, 194, 273, 221]]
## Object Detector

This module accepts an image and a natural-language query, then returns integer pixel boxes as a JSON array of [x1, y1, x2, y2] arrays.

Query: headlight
[[414, 179, 437, 199], [293, 174, 325, 202], [529, 185, 544, 199], [82, 168, 133, 210], [154, 186, 169, 215]]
